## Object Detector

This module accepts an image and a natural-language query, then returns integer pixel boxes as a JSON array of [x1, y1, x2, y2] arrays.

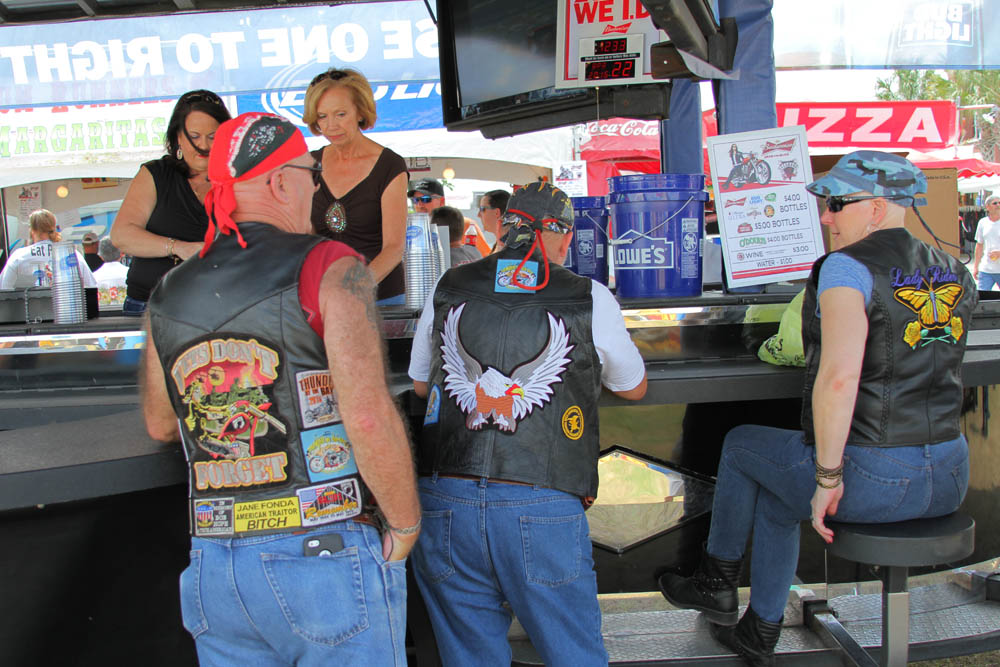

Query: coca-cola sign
[[583, 119, 659, 137]]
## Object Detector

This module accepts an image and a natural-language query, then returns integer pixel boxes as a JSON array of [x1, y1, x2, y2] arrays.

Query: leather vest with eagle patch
[[148, 223, 370, 538], [801, 227, 977, 447], [419, 245, 603, 499]]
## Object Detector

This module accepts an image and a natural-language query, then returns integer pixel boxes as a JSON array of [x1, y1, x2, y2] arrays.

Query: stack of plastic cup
[[428, 223, 444, 278], [50, 242, 86, 324], [404, 213, 440, 309]]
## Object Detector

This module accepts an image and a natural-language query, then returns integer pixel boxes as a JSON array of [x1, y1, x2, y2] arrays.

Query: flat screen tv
[[437, 0, 671, 139]]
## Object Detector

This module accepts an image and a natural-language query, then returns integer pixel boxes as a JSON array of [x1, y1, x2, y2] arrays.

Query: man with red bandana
[[141, 112, 419, 666]]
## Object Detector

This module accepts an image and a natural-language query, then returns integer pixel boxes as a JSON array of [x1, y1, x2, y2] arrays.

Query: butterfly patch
[[893, 279, 965, 348]]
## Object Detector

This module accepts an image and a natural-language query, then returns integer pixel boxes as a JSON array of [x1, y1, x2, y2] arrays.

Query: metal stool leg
[[881, 566, 909, 667]]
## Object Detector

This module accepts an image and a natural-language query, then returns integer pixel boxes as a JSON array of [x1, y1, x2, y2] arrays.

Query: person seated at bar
[[431, 205, 480, 267], [303, 68, 409, 305], [110, 90, 232, 316], [659, 151, 977, 666], [0, 209, 97, 290], [93, 236, 128, 311]]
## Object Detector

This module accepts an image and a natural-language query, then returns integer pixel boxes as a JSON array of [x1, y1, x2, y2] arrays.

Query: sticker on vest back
[[295, 370, 341, 428], [424, 385, 441, 425], [234, 496, 301, 533], [495, 259, 538, 293], [193, 497, 235, 537], [297, 479, 363, 527], [193, 452, 288, 491], [300, 424, 359, 483], [890, 266, 966, 349], [561, 406, 584, 440], [440, 302, 574, 433], [169, 336, 288, 469]]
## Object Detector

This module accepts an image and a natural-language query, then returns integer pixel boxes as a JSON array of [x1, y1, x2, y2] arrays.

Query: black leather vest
[[148, 223, 370, 537], [801, 228, 977, 447], [419, 246, 603, 498]]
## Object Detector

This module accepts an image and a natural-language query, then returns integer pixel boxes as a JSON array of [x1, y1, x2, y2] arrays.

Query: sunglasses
[[310, 69, 350, 88], [178, 91, 224, 106], [478, 206, 495, 213], [271, 161, 323, 187], [824, 195, 893, 213], [411, 195, 437, 204]]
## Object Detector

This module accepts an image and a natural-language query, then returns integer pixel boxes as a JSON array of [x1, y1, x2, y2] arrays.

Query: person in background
[[142, 112, 420, 666], [431, 206, 480, 267], [81, 232, 104, 272], [408, 178, 491, 257], [304, 68, 408, 305], [972, 194, 1000, 290], [0, 209, 97, 290], [408, 182, 647, 666], [659, 152, 976, 667], [478, 189, 511, 251], [93, 236, 129, 311], [111, 90, 231, 316]]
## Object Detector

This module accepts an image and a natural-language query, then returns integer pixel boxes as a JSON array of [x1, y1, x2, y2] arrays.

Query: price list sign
[[707, 126, 825, 288]]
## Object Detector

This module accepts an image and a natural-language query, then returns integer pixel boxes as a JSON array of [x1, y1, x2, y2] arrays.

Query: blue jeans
[[707, 425, 969, 623], [122, 295, 147, 316], [978, 271, 1000, 290], [376, 294, 406, 306], [180, 521, 408, 666], [411, 476, 607, 667]]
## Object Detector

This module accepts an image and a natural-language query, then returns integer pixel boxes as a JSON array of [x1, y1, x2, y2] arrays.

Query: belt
[[436, 473, 534, 487]]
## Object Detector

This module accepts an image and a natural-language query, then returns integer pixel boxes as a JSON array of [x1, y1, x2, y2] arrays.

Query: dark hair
[[483, 189, 511, 213], [163, 90, 231, 177], [431, 206, 465, 244]]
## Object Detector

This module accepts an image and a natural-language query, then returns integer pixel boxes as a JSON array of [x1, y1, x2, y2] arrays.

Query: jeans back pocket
[[413, 510, 455, 584], [520, 514, 582, 587], [179, 549, 209, 639]]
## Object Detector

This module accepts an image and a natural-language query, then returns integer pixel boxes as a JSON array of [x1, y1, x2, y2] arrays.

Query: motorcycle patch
[[297, 479, 362, 527], [424, 384, 441, 425], [295, 370, 341, 428], [892, 266, 966, 348], [440, 302, 574, 433], [495, 259, 538, 293], [299, 424, 358, 483], [170, 336, 287, 462], [193, 497, 235, 537]]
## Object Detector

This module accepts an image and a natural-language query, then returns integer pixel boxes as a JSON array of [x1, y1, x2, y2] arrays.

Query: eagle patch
[[440, 302, 574, 433]]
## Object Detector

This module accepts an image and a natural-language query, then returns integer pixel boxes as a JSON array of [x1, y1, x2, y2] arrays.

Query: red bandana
[[202, 112, 309, 257]]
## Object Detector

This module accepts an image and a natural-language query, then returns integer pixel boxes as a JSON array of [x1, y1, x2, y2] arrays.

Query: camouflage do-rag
[[202, 112, 308, 257]]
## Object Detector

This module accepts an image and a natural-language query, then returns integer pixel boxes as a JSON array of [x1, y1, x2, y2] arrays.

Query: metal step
[[509, 569, 1000, 665]]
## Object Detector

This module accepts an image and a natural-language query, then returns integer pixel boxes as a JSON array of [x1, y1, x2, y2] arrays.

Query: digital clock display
[[584, 59, 636, 81], [594, 37, 628, 55]]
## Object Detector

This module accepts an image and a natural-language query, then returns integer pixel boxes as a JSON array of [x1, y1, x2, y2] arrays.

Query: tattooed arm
[[318, 257, 421, 560]]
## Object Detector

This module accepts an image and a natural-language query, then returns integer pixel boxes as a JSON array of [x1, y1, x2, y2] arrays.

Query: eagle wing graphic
[[440, 303, 483, 414], [508, 312, 575, 421]]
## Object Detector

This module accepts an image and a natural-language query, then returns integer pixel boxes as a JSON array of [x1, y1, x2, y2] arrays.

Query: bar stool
[[822, 512, 975, 667]]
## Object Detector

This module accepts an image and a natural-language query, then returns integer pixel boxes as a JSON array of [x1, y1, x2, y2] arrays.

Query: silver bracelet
[[389, 518, 422, 535]]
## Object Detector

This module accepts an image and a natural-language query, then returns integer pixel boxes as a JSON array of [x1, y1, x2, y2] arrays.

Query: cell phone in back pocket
[[303, 534, 345, 557]]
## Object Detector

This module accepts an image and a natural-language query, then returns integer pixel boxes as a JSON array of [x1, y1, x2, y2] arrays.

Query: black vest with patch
[[801, 228, 976, 447], [419, 245, 603, 498], [148, 223, 369, 537]]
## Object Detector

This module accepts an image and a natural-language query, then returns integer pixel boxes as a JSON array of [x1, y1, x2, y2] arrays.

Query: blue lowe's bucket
[[607, 174, 708, 299], [566, 196, 610, 285]]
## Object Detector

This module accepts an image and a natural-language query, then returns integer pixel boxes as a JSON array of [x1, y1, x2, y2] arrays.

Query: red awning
[[911, 157, 1000, 178]]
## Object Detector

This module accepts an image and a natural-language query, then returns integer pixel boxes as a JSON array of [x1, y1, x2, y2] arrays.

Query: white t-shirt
[[975, 215, 1000, 274], [408, 279, 646, 394], [93, 261, 129, 309], [0, 240, 98, 290]]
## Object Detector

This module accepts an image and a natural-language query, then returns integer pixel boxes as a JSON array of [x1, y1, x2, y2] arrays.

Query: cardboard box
[[809, 155, 960, 259]]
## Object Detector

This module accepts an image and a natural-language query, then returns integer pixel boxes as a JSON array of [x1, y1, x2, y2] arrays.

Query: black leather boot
[[657, 544, 742, 625], [709, 606, 782, 667]]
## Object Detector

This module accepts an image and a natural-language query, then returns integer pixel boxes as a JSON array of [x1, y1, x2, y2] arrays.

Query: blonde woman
[[304, 68, 408, 304], [0, 209, 96, 290]]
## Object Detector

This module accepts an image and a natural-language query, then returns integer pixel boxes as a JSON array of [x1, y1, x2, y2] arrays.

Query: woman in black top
[[303, 68, 408, 303], [110, 90, 231, 315]]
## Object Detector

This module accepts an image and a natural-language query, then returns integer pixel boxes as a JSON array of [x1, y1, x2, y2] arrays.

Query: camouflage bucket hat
[[806, 150, 928, 207], [503, 182, 575, 233]]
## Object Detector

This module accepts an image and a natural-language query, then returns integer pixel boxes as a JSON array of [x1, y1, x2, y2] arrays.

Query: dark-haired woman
[[303, 68, 408, 304], [111, 90, 231, 315]]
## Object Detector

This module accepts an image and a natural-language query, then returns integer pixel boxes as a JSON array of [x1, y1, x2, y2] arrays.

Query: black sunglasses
[[309, 69, 350, 88], [411, 195, 437, 204], [824, 195, 892, 213], [478, 206, 495, 213], [179, 91, 224, 106]]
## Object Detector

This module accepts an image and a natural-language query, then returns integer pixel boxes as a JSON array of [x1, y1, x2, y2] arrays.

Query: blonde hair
[[29, 209, 61, 242], [302, 68, 377, 134]]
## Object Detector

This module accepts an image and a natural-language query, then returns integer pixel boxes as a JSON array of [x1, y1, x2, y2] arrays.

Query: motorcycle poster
[[707, 125, 825, 288]]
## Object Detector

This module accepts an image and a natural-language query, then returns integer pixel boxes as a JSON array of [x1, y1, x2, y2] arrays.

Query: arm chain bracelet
[[389, 518, 422, 535], [815, 461, 844, 477], [816, 475, 843, 489], [166, 237, 177, 258]]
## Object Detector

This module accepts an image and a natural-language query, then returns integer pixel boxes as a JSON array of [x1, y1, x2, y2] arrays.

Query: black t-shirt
[[125, 157, 209, 302], [310, 146, 408, 300]]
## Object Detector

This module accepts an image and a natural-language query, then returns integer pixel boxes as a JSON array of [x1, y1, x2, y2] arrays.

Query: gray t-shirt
[[449, 245, 481, 267]]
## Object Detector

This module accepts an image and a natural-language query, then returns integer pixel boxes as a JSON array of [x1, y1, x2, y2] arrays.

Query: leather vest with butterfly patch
[[419, 245, 603, 499], [801, 227, 977, 447], [148, 223, 372, 538]]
